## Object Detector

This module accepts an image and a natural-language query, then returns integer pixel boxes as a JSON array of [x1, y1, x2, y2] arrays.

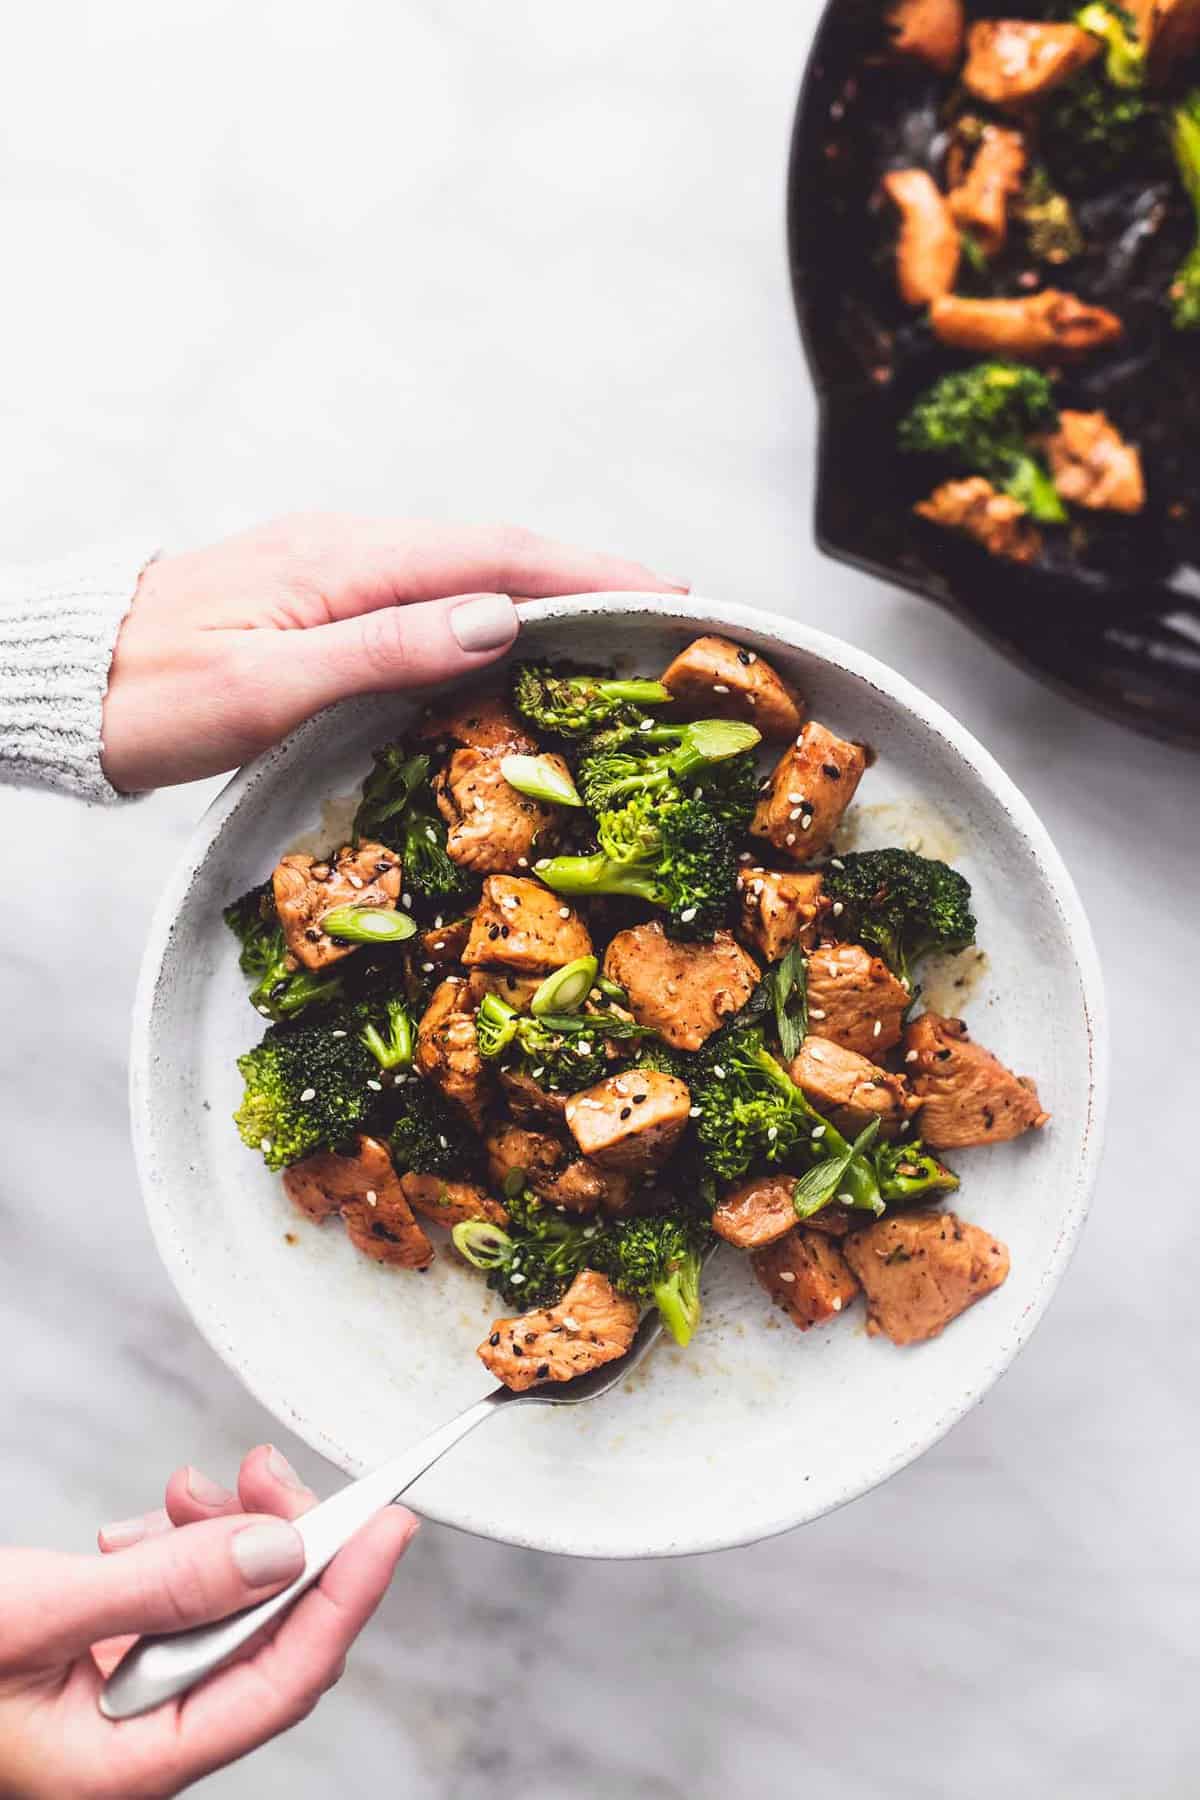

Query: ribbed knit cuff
[[0, 540, 160, 803]]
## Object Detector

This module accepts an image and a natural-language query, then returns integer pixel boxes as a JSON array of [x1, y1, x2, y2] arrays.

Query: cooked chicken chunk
[[484, 1120, 629, 1215], [416, 691, 537, 754], [805, 943, 910, 1058], [434, 748, 562, 875], [565, 1069, 692, 1173], [478, 1268, 639, 1392], [1042, 410, 1145, 513], [603, 922, 760, 1052], [788, 1036, 922, 1139], [929, 290, 1123, 359], [712, 1173, 799, 1250], [463, 968, 545, 1012], [414, 977, 491, 1128], [947, 125, 1026, 256], [843, 1211, 1009, 1345], [887, 0, 965, 71], [903, 1012, 1049, 1148], [419, 915, 473, 968], [753, 1230, 860, 1331], [751, 722, 867, 864], [462, 875, 592, 973], [272, 842, 402, 972], [915, 478, 1042, 564], [883, 169, 962, 306], [962, 20, 1099, 106], [659, 635, 804, 740], [1141, 0, 1200, 80], [499, 1066, 569, 1126], [399, 1173, 509, 1229], [283, 1135, 433, 1270], [736, 867, 827, 963]]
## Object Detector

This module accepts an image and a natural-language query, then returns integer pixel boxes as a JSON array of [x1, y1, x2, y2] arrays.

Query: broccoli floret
[[1019, 165, 1085, 264], [621, 1037, 693, 1084], [590, 1213, 708, 1346], [899, 363, 1066, 526], [353, 745, 477, 911], [475, 991, 631, 1093], [1169, 94, 1200, 330], [874, 1139, 960, 1204], [234, 1013, 380, 1170], [387, 1076, 482, 1181], [822, 849, 976, 992], [353, 992, 414, 1072], [577, 718, 760, 813], [511, 663, 672, 737], [223, 884, 343, 1023], [452, 1190, 602, 1308], [1043, 70, 1154, 186], [535, 796, 738, 938], [691, 1025, 884, 1210]]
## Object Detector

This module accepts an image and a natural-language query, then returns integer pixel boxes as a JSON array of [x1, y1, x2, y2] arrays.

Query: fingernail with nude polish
[[99, 1515, 150, 1549], [266, 1446, 307, 1491], [186, 1467, 234, 1506], [450, 593, 518, 652], [232, 1520, 305, 1587]]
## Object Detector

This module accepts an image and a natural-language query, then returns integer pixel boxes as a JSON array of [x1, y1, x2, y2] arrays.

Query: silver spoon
[[99, 1300, 672, 1720]]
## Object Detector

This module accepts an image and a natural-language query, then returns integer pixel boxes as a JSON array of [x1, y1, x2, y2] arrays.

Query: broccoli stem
[[598, 680, 674, 706], [1005, 453, 1068, 525], [534, 852, 659, 902], [653, 1260, 702, 1347]]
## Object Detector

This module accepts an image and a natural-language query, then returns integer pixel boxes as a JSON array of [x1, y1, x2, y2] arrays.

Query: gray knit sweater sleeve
[[0, 541, 159, 802]]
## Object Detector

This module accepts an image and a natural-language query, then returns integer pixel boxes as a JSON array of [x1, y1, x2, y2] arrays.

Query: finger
[[300, 518, 687, 623], [164, 1465, 240, 1530], [0, 1515, 306, 1666], [97, 1509, 173, 1554], [236, 1444, 319, 1521], [233, 590, 520, 732], [173, 1507, 416, 1780]]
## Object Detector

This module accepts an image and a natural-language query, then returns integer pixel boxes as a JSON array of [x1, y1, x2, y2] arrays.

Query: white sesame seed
[[796, 735, 805, 746], [367, 1079, 382, 1091], [831, 901, 844, 917], [712, 1064, 726, 1079], [905, 1049, 919, 1063], [811, 1125, 826, 1138], [739, 851, 753, 862], [785, 833, 796, 846], [830, 857, 845, 870], [577, 1042, 593, 1055], [433, 914, 444, 928], [510, 1272, 525, 1286], [767, 1125, 778, 1141], [260, 1137, 273, 1152], [402, 892, 413, 909], [531, 1065, 545, 1078], [832, 1296, 843, 1311], [421, 960, 435, 972], [679, 906, 698, 922], [779, 1270, 796, 1283], [809, 1007, 826, 1020], [438, 1134, 449, 1149], [788, 792, 804, 804], [873, 1020, 882, 1038], [473, 796, 486, 813], [746, 651, 757, 663], [789, 807, 803, 822], [518, 857, 529, 867], [365, 1189, 378, 1206], [434, 941, 446, 951], [747, 694, 757, 705], [712, 683, 730, 694], [638, 719, 654, 732], [826, 963, 838, 978], [558, 906, 571, 919], [837, 1192, 854, 1205], [347, 872, 364, 889], [257, 1005, 272, 1018], [332, 1029, 347, 1038], [300, 1087, 316, 1102], [689, 1105, 702, 1117], [801, 815, 813, 831]]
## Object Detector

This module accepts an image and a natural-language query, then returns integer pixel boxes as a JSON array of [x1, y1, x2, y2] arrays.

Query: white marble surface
[[1, 3, 1197, 1795]]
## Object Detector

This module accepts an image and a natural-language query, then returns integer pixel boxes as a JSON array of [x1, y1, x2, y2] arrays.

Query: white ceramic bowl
[[132, 596, 1106, 1558]]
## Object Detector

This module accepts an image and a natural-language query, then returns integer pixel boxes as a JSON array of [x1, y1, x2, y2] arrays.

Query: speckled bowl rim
[[130, 594, 1108, 1557]]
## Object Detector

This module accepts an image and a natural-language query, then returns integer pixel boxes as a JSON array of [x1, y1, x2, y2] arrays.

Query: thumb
[[255, 590, 519, 723], [0, 1515, 305, 1667]]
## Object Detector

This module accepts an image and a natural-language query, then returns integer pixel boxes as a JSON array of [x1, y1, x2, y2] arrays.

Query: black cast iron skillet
[[787, 0, 1200, 747]]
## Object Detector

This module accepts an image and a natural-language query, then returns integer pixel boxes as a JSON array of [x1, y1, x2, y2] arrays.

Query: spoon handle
[[99, 1390, 509, 1720]]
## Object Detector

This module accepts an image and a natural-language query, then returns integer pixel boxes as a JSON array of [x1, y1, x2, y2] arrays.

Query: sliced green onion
[[320, 906, 417, 944], [499, 753, 584, 808], [596, 975, 628, 1004], [451, 1219, 512, 1270], [530, 955, 599, 1016], [685, 718, 762, 760]]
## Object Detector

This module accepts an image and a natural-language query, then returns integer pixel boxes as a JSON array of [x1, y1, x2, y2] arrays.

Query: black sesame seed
[[822, 763, 841, 780], [536, 1363, 550, 1378], [632, 1093, 647, 1104], [512, 1342, 524, 1356], [489, 1331, 500, 1346], [500, 925, 510, 938], [737, 648, 751, 665], [619, 1106, 632, 1120], [488, 924, 501, 940]]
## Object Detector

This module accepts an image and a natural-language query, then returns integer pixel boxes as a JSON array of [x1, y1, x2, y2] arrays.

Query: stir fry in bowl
[[225, 638, 1049, 1391]]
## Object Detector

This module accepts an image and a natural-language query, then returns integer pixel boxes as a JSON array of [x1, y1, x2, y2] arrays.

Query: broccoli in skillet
[[224, 884, 343, 1022], [899, 363, 1066, 526], [1042, 64, 1155, 188], [534, 795, 738, 938], [1169, 92, 1200, 330], [234, 1012, 381, 1170], [822, 848, 976, 992], [475, 990, 648, 1093], [353, 746, 476, 911], [590, 1213, 709, 1346], [511, 664, 672, 737]]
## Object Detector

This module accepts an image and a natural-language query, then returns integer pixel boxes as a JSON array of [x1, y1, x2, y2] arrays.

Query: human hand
[[100, 514, 685, 792], [0, 1444, 413, 1799]]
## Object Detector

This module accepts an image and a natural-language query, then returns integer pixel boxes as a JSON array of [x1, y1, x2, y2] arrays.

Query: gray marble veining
[[2, 3, 1198, 1795]]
